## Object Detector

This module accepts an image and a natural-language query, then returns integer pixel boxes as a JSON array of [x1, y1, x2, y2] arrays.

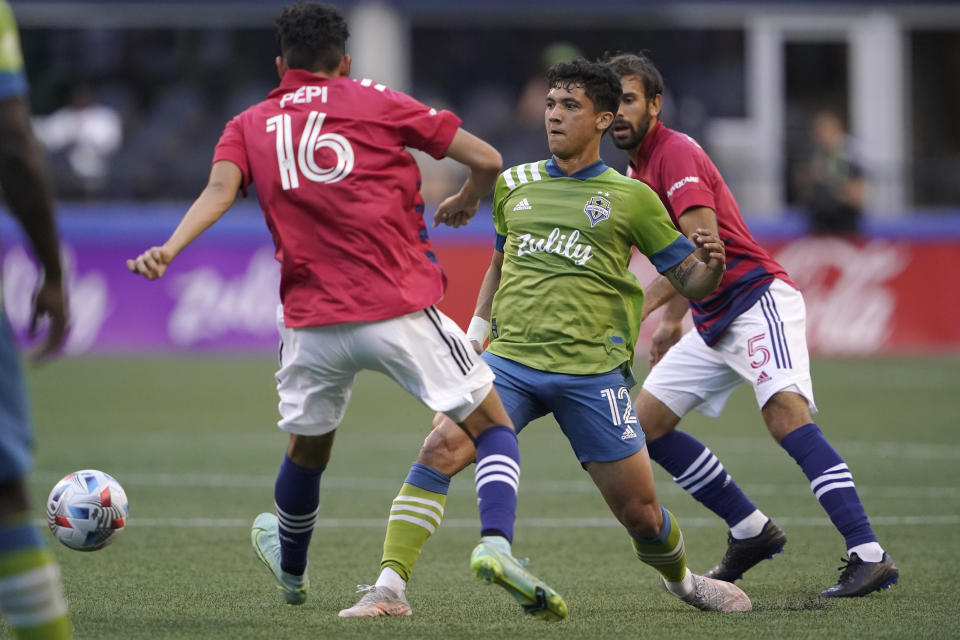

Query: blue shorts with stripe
[[483, 352, 644, 464], [0, 311, 33, 481]]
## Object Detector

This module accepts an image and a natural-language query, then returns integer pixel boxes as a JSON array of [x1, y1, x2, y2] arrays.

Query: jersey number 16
[[266, 111, 355, 189]]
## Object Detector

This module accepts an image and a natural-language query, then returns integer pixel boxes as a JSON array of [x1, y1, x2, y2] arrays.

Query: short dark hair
[[545, 58, 622, 116], [603, 52, 664, 102], [275, 2, 350, 73]]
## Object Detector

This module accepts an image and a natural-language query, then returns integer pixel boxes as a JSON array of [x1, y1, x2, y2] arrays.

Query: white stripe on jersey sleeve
[[502, 169, 516, 190], [516, 164, 529, 184], [528, 162, 542, 181], [360, 78, 373, 87]]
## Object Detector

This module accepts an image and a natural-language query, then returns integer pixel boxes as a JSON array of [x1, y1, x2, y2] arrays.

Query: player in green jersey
[[0, 2, 73, 638], [340, 59, 749, 618]]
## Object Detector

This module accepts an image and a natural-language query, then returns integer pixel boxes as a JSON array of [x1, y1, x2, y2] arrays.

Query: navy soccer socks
[[781, 423, 882, 559], [274, 455, 323, 576], [473, 424, 520, 542], [647, 430, 760, 533]]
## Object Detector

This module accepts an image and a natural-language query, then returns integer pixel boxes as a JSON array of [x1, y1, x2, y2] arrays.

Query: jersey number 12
[[266, 111, 354, 189], [601, 386, 638, 426]]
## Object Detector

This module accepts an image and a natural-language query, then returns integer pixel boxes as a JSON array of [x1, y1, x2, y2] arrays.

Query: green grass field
[[5, 355, 959, 639]]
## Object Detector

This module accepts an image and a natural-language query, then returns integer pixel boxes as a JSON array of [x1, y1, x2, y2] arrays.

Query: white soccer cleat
[[660, 573, 752, 612], [338, 585, 412, 617]]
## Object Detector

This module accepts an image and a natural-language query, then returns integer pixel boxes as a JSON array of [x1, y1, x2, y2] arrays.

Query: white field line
[[706, 437, 960, 461], [31, 472, 960, 500], [66, 514, 960, 529]]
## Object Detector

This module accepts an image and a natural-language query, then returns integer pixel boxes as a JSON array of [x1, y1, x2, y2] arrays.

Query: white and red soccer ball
[[46, 470, 128, 551]]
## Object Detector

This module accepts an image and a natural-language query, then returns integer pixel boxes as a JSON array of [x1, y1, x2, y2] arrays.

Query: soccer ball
[[46, 470, 129, 551]]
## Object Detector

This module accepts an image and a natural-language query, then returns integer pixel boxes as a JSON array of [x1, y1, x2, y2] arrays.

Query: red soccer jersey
[[213, 69, 462, 328], [627, 121, 796, 345]]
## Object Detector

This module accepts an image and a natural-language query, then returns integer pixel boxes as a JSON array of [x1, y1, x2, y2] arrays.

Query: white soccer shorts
[[642, 279, 817, 418], [274, 304, 495, 436]]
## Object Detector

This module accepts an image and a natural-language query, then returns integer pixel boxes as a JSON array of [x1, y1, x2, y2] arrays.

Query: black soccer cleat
[[703, 520, 787, 583], [821, 552, 898, 597]]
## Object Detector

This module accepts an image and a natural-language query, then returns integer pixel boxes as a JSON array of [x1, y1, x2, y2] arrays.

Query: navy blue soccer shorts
[[482, 352, 644, 464], [0, 311, 33, 482]]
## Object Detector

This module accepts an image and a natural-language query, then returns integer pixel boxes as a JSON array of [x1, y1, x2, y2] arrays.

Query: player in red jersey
[[128, 2, 565, 619], [604, 53, 897, 597]]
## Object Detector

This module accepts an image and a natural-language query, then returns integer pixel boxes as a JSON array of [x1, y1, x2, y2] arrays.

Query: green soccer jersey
[[487, 158, 695, 375], [0, 0, 26, 99]]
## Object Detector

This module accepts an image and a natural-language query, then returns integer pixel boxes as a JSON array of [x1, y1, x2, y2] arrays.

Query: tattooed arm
[[643, 206, 723, 317], [642, 207, 724, 366], [661, 205, 725, 301], [663, 228, 725, 300], [642, 229, 724, 367]]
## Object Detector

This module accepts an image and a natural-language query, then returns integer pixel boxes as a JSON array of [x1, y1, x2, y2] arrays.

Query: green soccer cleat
[[470, 536, 568, 621], [251, 512, 309, 605]]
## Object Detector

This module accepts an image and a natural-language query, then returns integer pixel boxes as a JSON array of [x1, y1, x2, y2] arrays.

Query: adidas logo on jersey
[[757, 370, 772, 384], [513, 198, 532, 211], [621, 425, 638, 440]]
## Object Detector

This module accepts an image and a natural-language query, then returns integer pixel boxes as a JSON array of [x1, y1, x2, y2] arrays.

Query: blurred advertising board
[[1, 207, 958, 356]]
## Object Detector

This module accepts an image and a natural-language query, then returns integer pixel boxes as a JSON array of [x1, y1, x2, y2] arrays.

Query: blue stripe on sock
[[0, 521, 45, 553], [405, 462, 451, 495], [631, 505, 671, 545]]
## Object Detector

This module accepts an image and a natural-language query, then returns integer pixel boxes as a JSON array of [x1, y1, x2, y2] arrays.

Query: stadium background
[[2, 3, 960, 638], [2, 0, 959, 357]]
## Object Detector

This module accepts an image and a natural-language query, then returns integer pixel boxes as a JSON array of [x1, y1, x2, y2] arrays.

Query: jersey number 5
[[266, 111, 354, 189], [748, 334, 770, 369]]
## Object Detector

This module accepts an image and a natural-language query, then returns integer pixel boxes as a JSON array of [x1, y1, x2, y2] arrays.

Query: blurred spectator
[[495, 41, 583, 169], [34, 82, 122, 199], [795, 110, 865, 234]]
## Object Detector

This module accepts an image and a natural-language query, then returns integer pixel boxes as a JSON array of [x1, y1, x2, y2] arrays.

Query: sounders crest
[[584, 193, 611, 227]]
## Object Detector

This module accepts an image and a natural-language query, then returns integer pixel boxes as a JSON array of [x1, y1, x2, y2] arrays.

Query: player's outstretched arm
[[0, 96, 68, 360], [465, 250, 504, 353], [433, 128, 502, 228], [127, 161, 242, 279], [662, 205, 725, 301], [663, 230, 725, 301], [646, 293, 689, 368]]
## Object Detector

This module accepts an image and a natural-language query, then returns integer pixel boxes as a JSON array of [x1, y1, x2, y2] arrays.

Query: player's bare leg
[[763, 391, 897, 596], [632, 389, 682, 441], [586, 448, 750, 612], [421, 413, 478, 476], [761, 390, 814, 443], [635, 389, 786, 582]]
